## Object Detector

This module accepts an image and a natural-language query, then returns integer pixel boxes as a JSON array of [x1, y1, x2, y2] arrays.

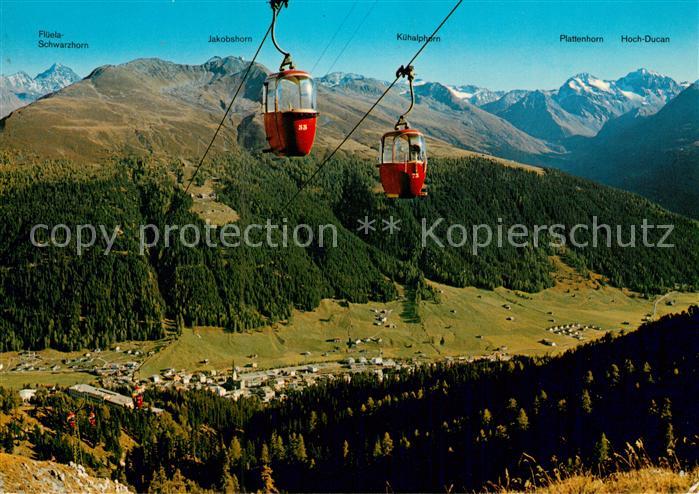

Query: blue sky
[[1, 0, 697, 90]]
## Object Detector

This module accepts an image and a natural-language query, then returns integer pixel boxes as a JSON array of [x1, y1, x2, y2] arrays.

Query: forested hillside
[[0, 167, 165, 351], [1, 309, 697, 492], [231, 307, 699, 493], [1, 152, 698, 351]]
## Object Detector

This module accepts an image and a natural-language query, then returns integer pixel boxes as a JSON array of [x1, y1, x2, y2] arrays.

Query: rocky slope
[[0, 453, 129, 493]]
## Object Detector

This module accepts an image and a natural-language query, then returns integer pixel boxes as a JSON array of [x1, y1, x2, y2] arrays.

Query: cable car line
[[310, 1, 358, 75], [281, 0, 463, 209], [324, 0, 378, 76], [183, 22, 273, 195]]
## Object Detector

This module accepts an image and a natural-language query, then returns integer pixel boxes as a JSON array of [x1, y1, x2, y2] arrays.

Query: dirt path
[[653, 291, 676, 319]]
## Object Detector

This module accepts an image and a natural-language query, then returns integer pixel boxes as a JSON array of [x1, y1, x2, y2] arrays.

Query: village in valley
[[2, 285, 691, 414], [7, 339, 512, 414], [3, 303, 521, 413]]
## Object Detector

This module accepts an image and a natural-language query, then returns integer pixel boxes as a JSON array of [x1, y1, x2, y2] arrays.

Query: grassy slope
[[138, 267, 698, 375], [0, 339, 164, 389], [0, 371, 98, 390], [529, 467, 699, 494], [0, 455, 695, 494]]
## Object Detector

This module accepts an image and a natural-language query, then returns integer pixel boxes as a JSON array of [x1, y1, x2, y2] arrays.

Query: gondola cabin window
[[381, 132, 426, 163], [266, 74, 316, 112]]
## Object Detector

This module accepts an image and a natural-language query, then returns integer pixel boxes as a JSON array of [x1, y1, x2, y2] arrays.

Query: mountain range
[[314, 72, 557, 162], [494, 70, 687, 140], [560, 83, 699, 218], [0, 58, 556, 164], [411, 69, 686, 141], [0, 63, 80, 118], [0, 58, 695, 217], [1, 62, 688, 145]]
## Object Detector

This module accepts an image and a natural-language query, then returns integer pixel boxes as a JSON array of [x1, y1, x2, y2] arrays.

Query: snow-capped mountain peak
[[562, 73, 614, 94], [492, 68, 686, 141], [1, 63, 81, 118], [1, 71, 34, 91], [615, 68, 680, 98], [447, 86, 474, 100], [34, 63, 81, 92], [409, 81, 504, 106], [630, 67, 659, 77], [319, 72, 368, 87], [558, 69, 680, 110]]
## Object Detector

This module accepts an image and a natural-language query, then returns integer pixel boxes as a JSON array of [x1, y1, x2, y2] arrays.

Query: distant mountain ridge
[[2, 62, 685, 143], [418, 81, 505, 106], [0, 57, 556, 164], [492, 69, 687, 140], [0, 63, 80, 118], [0, 57, 265, 162], [322, 67, 687, 142], [561, 83, 699, 218], [0, 59, 694, 217]]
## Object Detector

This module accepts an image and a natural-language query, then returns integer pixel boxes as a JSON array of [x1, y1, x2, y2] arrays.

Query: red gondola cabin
[[378, 128, 427, 198], [263, 70, 318, 157]]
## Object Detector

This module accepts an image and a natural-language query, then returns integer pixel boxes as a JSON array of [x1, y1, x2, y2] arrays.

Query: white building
[[69, 384, 134, 409], [209, 385, 227, 397]]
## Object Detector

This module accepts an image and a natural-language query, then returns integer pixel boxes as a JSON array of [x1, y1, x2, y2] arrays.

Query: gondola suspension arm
[[270, 0, 295, 70], [395, 64, 415, 130]]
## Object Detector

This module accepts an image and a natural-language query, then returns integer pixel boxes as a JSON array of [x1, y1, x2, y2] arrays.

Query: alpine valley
[[1, 55, 698, 494]]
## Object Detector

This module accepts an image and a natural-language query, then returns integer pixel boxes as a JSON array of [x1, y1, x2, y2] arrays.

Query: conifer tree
[[229, 437, 243, 465], [581, 389, 593, 414], [516, 408, 529, 431], [584, 370, 594, 385], [290, 433, 307, 463], [309, 411, 318, 432], [664, 423, 675, 453], [260, 464, 279, 493], [594, 433, 610, 466], [608, 364, 621, 385], [342, 440, 350, 463], [481, 408, 492, 427], [381, 432, 394, 456], [221, 471, 239, 494], [372, 438, 383, 458], [260, 443, 271, 465], [270, 432, 285, 461]]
